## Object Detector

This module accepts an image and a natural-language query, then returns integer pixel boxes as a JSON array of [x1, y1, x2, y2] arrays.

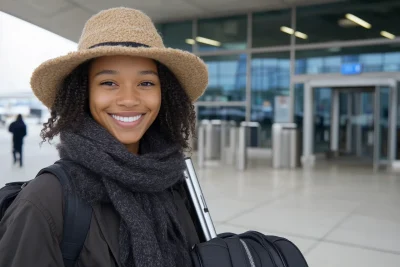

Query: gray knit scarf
[[57, 116, 192, 267]]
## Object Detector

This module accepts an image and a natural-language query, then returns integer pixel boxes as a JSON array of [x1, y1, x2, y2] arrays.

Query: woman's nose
[[116, 86, 140, 108]]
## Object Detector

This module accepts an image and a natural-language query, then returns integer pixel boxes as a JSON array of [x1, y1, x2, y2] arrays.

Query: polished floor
[[1, 124, 400, 267]]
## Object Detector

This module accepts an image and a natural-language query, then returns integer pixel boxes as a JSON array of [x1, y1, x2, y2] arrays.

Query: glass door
[[374, 86, 390, 170], [313, 87, 332, 153], [335, 88, 374, 164]]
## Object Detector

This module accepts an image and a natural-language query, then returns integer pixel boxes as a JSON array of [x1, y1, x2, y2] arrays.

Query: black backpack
[[0, 162, 92, 267], [191, 231, 309, 267]]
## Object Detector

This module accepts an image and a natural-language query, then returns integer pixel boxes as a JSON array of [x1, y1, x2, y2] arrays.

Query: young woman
[[0, 7, 208, 267]]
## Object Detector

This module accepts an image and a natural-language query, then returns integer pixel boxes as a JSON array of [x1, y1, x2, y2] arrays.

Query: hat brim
[[30, 46, 208, 108]]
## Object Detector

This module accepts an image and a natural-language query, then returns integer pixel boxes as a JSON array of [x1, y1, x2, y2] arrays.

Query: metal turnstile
[[198, 120, 236, 168], [272, 123, 301, 169], [235, 122, 261, 171]]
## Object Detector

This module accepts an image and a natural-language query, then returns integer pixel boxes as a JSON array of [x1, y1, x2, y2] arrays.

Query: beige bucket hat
[[30, 7, 208, 108]]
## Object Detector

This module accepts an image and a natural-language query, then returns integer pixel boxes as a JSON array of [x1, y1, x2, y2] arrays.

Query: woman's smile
[[109, 112, 146, 128]]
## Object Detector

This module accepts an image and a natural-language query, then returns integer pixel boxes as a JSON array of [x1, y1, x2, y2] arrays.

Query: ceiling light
[[185, 38, 195, 45], [281, 26, 308, 39], [338, 18, 358, 28], [280, 26, 294, 35], [195, 36, 221, 47], [295, 31, 308, 39], [380, 31, 395, 40], [345, 14, 371, 29]]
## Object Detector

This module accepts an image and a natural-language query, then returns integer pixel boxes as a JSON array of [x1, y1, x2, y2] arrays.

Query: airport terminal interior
[[1, 0, 400, 266]]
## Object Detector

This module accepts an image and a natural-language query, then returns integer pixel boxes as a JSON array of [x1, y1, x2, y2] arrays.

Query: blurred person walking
[[8, 114, 27, 167]]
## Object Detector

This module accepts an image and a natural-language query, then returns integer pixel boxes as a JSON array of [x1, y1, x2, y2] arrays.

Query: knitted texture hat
[[30, 7, 208, 108]]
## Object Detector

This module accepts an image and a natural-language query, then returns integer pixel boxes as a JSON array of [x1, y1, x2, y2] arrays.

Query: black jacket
[[0, 173, 199, 267], [8, 119, 27, 150]]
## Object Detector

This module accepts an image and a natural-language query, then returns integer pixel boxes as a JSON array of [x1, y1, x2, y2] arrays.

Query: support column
[[245, 13, 252, 122], [330, 89, 339, 154], [302, 83, 315, 166]]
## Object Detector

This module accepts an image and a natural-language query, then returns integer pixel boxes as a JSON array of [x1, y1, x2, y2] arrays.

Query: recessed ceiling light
[[380, 31, 395, 40], [345, 14, 371, 29], [280, 26, 294, 35], [295, 31, 308, 40], [185, 39, 195, 45], [195, 36, 221, 47], [280, 26, 308, 39], [338, 18, 358, 28]]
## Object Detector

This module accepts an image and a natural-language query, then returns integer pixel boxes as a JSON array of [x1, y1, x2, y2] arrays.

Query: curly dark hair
[[40, 60, 196, 150]]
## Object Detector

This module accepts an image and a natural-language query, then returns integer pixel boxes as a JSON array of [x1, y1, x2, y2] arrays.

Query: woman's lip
[[109, 114, 145, 128]]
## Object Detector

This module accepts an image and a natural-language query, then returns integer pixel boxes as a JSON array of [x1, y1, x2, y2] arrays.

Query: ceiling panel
[[198, 0, 286, 14], [144, 2, 209, 21], [1, 0, 344, 42], [194, 0, 282, 7], [76, 0, 168, 13], [47, 7, 93, 40], [1, 0, 50, 26], [19, 0, 70, 16]]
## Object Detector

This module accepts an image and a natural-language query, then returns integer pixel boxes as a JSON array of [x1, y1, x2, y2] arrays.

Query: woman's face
[[89, 55, 161, 153]]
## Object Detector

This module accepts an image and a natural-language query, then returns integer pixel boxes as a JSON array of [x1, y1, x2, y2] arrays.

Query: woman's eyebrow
[[138, 70, 158, 76], [94, 69, 119, 77], [94, 69, 158, 77]]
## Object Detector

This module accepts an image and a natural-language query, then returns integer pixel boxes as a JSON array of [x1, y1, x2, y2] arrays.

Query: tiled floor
[[1, 124, 400, 266]]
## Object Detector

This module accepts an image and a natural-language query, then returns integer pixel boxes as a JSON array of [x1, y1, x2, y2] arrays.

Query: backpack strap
[[37, 162, 92, 267]]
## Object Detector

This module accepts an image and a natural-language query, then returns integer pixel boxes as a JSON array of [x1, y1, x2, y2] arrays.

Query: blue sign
[[341, 63, 362, 75]]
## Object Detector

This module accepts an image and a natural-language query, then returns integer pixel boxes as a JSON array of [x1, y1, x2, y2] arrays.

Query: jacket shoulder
[[0, 173, 65, 267], [12, 172, 64, 241]]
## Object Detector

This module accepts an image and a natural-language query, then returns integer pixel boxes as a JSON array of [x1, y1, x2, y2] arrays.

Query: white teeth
[[112, 114, 142, 123]]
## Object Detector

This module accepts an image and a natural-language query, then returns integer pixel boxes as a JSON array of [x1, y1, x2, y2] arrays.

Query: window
[[199, 54, 247, 102], [252, 9, 291, 48], [295, 45, 400, 75], [296, 0, 400, 44], [197, 106, 246, 124], [197, 16, 247, 52], [251, 52, 290, 147], [156, 21, 193, 51]]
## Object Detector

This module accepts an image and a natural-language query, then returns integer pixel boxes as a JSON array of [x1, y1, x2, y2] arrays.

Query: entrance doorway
[[300, 78, 398, 170], [328, 87, 389, 166]]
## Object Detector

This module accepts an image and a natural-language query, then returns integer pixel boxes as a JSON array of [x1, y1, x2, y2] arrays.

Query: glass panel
[[379, 87, 390, 160], [314, 87, 331, 153], [251, 52, 290, 148], [197, 16, 247, 51], [357, 91, 374, 159], [296, 0, 400, 44], [197, 106, 245, 124], [199, 54, 247, 102], [338, 92, 349, 152], [156, 21, 193, 51], [295, 45, 400, 75], [294, 84, 304, 132], [252, 9, 291, 48], [338, 90, 374, 160], [397, 83, 400, 160]]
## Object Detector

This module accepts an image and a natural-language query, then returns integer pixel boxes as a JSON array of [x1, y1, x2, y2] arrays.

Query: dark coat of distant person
[[8, 115, 27, 150]]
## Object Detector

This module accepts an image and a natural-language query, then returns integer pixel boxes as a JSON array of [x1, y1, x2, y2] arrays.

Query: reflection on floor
[[1, 125, 400, 267]]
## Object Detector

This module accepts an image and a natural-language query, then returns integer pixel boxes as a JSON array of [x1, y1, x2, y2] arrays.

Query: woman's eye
[[100, 81, 117, 87], [140, 81, 155, 87]]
